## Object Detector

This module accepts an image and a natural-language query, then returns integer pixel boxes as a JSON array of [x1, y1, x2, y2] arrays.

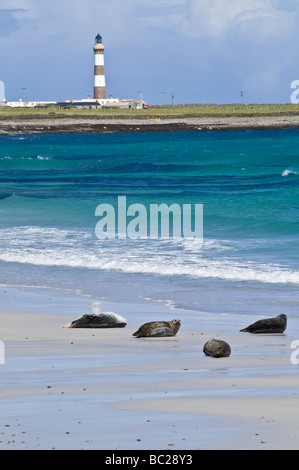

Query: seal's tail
[[240, 327, 249, 332]]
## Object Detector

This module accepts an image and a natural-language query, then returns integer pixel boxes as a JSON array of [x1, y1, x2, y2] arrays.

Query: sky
[[1, 0, 299, 104]]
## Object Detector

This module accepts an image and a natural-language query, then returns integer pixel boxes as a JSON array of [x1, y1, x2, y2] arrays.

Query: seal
[[203, 339, 231, 358], [63, 312, 127, 329], [132, 319, 181, 338], [240, 314, 287, 334]]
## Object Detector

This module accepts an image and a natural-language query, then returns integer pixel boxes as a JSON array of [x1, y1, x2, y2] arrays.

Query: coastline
[[1, 285, 299, 450], [2, 113, 299, 134]]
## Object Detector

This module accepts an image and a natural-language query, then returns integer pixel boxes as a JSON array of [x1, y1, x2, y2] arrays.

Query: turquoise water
[[0, 129, 298, 317]]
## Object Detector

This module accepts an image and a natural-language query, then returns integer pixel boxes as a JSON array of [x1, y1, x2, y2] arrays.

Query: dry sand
[[0, 287, 298, 450]]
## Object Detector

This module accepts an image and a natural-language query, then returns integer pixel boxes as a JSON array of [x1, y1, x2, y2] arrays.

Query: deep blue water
[[0, 129, 298, 317]]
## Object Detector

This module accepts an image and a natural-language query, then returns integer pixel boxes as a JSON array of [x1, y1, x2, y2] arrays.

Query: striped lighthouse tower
[[93, 34, 106, 100]]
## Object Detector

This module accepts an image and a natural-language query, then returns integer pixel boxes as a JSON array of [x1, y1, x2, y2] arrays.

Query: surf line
[[95, 196, 203, 240]]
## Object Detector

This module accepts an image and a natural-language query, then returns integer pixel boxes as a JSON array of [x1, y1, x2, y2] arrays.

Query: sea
[[0, 129, 298, 321]]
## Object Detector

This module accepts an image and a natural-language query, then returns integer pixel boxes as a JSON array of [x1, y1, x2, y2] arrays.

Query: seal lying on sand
[[63, 312, 127, 329], [240, 314, 287, 334], [203, 339, 231, 358], [132, 319, 181, 338]]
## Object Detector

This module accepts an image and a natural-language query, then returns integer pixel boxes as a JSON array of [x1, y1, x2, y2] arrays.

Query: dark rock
[[203, 339, 231, 358]]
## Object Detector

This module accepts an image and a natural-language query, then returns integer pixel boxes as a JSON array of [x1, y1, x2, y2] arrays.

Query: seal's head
[[169, 319, 181, 334], [277, 314, 287, 322]]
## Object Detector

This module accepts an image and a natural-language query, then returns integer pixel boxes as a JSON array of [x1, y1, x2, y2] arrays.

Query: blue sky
[[1, 0, 299, 104]]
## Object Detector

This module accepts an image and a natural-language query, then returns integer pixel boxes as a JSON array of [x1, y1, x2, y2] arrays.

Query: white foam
[[0, 227, 298, 285], [282, 168, 297, 177]]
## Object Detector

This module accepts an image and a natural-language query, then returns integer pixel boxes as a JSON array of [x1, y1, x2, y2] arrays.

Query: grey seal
[[203, 339, 231, 358], [240, 314, 287, 334], [63, 312, 127, 329], [132, 319, 181, 338]]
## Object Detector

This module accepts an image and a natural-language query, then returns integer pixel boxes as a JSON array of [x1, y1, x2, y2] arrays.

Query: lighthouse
[[93, 34, 106, 100]]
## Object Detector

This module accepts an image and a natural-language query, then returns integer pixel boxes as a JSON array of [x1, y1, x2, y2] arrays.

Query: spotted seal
[[203, 339, 231, 358], [240, 314, 287, 334], [63, 312, 127, 329], [132, 319, 181, 338]]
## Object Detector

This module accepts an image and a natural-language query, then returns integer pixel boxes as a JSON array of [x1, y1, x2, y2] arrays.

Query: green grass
[[1, 103, 299, 120]]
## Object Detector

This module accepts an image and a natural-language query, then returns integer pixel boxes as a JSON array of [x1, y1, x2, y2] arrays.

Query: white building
[[5, 97, 149, 109], [5, 100, 57, 108]]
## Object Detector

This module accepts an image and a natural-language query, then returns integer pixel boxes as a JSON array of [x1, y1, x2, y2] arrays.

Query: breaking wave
[[281, 168, 297, 177], [0, 226, 298, 285]]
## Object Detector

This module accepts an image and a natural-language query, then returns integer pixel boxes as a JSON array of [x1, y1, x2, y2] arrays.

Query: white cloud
[[5, 0, 298, 46], [176, 0, 298, 40]]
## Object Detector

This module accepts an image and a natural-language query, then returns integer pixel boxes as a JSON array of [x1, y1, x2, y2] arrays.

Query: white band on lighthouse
[[95, 54, 104, 66], [94, 75, 106, 88]]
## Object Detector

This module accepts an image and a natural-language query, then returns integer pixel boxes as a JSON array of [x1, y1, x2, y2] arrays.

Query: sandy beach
[[2, 113, 299, 134], [1, 285, 298, 450]]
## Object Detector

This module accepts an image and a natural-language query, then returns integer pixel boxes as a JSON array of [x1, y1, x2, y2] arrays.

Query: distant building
[[103, 99, 146, 110], [5, 98, 149, 110], [56, 97, 120, 109], [56, 98, 146, 110], [5, 100, 57, 108]]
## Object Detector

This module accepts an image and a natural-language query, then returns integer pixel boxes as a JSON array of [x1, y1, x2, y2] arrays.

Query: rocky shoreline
[[1, 113, 299, 134]]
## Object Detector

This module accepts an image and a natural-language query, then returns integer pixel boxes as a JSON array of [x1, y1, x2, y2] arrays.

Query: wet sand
[[0, 286, 298, 450], [2, 113, 299, 134]]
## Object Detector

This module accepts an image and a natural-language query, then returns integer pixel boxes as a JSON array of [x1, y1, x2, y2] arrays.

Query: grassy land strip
[[1, 103, 299, 121]]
